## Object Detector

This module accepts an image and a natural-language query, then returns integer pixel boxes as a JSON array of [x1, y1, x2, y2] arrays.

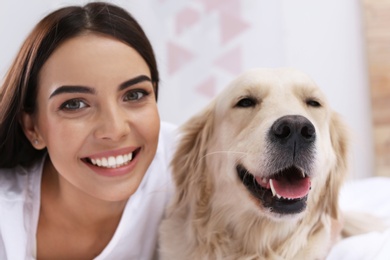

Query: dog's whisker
[[194, 151, 249, 169], [194, 151, 248, 170], [203, 151, 249, 158], [242, 170, 252, 186]]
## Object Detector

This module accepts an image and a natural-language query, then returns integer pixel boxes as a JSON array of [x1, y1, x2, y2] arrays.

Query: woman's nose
[[94, 106, 131, 141]]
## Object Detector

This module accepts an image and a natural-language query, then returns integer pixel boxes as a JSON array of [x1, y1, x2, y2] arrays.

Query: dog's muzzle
[[237, 115, 316, 215]]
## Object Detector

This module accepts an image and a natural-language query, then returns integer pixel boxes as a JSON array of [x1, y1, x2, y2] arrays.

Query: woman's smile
[[81, 147, 142, 177]]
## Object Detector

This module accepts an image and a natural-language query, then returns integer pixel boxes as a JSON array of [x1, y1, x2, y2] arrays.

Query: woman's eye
[[59, 99, 88, 111], [123, 90, 149, 101]]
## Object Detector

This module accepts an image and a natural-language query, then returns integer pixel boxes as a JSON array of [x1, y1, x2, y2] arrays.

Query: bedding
[[328, 177, 390, 260]]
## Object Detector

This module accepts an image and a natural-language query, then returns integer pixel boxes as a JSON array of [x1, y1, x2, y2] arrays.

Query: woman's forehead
[[37, 34, 151, 95]]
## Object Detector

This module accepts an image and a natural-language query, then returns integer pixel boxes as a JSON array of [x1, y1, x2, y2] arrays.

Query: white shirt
[[0, 121, 177, 260]]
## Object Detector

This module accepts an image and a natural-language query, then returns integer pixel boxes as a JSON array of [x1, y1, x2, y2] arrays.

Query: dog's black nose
[[271, 115, 316, 143]]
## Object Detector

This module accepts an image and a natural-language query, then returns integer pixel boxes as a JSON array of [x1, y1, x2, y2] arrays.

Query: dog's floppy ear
[[170, 101, 216, 214], [324, 112, 350, 219]]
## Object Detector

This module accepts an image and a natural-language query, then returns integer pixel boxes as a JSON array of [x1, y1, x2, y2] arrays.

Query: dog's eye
[[306, 99, 321, 108], [235, 97, 257, 108]]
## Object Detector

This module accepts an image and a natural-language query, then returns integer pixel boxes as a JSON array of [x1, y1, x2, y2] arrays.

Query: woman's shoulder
[[142, 121, 178, 187], [0, 165, 30, 201], [157, 121, 179, 155], [160, 121, 178, 140], [0, 160, 43, 259], [0, 159, 43, 201]]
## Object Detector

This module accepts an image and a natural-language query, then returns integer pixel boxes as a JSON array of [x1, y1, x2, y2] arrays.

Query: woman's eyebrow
[[49, 86, 95, 99], [49, 75, 152, 99], [118, 75, 152, 91]]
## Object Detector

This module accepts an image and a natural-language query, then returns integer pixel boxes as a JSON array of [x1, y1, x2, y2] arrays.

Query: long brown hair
[[0, 2, 159, 168]]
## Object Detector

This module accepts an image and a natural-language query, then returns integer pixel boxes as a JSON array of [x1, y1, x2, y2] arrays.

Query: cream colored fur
[[159, 68, 349, 260]]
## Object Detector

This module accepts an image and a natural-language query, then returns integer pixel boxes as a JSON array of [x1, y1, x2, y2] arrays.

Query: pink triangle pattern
[[214, 46, 242, 74], [167, 42, 195, 75], [196, 0, 241, 15], [195, 76, 217, 98], [176, 7, 200, 35], [219, 11, 250, 45]]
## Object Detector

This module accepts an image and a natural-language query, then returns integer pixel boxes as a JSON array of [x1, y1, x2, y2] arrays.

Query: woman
[[0, 2, 175, 259]]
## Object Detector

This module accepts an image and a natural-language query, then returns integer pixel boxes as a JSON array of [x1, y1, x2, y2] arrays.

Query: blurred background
[[1, 0, 388, 179]]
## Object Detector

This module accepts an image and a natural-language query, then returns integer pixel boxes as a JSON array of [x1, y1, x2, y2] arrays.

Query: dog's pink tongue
[[271, 177, 311, 199]]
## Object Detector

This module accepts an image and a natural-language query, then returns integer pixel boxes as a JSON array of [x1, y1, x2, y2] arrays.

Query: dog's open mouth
[[236, 164, 311, 215]]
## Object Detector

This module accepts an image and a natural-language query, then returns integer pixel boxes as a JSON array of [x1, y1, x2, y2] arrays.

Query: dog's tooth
[[301, 171, 305, 178], [269, 179, 277, 197]]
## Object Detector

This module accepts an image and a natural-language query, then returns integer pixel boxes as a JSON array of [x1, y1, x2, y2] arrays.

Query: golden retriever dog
[[159, 68, 349, 259]]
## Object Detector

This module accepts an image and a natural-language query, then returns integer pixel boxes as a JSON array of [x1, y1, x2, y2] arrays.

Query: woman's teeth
[[90, 153, 133, 168]]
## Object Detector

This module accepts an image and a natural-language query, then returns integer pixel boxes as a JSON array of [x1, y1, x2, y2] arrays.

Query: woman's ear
[[20, 112, 46, 150]]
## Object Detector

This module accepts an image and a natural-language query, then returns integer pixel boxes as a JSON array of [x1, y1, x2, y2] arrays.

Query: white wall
[[0, 0, 373, 179]]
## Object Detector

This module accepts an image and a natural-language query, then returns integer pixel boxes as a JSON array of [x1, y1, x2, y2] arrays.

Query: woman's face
[[27, 33, 160, 201]]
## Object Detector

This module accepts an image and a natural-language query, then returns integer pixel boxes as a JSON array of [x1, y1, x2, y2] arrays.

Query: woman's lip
[[83, 146, 138, 160]]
